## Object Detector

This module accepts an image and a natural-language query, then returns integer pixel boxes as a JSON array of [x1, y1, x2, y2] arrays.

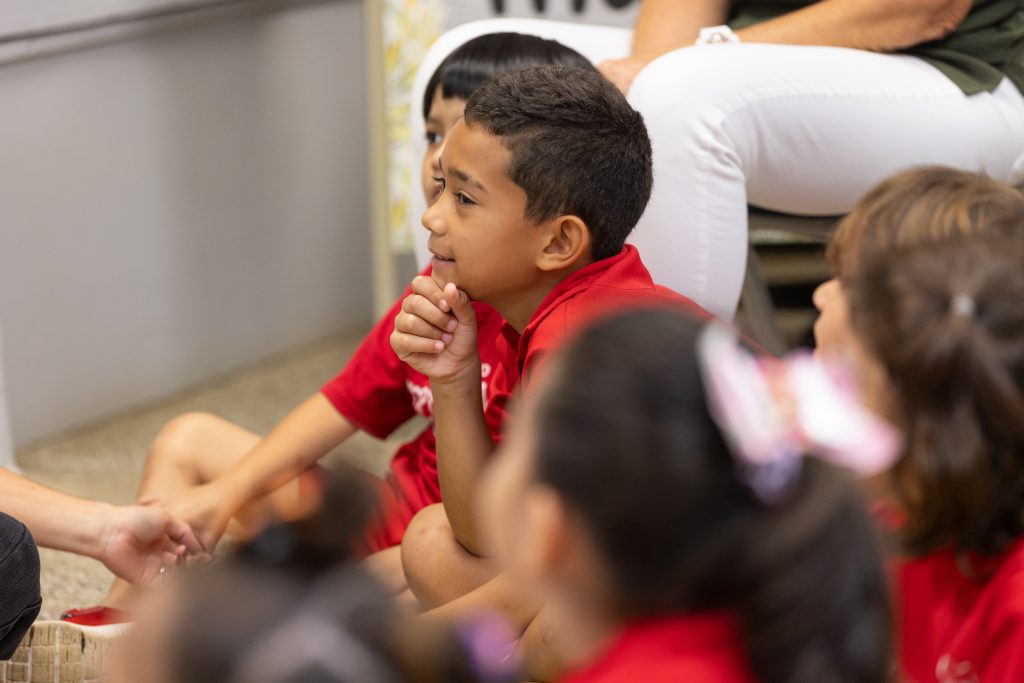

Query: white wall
[[0, 0, 371, 447]]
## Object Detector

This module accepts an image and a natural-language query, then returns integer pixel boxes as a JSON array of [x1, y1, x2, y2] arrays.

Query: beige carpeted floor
[[16, 332, 411, 620]]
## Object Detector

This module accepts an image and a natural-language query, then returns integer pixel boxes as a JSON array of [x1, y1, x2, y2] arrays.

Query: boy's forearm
[[631, 0, 729, 55], [431, 368, 494, 555], [216, 393, 356, 509]]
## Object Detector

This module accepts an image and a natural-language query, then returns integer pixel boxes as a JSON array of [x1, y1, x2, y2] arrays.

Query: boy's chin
[[429, 270, 453, 290]]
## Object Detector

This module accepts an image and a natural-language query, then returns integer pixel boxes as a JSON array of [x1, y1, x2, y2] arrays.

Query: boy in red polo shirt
[[101, 35, 599, 609], [390, 65, 707, 673]]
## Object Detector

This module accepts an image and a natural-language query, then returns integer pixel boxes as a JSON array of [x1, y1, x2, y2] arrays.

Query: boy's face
[[421, 87, 466, 204], [422, 120, 546, 305]]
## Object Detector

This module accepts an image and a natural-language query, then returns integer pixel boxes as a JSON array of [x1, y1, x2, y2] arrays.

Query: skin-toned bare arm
[[0, 468, 205, 584], [632, 0, 730, 55], [735, 0, 972, 51], [601, 0, 972, 93], [431, 364, 494, 555], [157, 393, 357, 551]]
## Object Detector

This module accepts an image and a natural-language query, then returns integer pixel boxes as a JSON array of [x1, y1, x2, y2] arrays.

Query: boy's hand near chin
[[391, 276, 479, 385]]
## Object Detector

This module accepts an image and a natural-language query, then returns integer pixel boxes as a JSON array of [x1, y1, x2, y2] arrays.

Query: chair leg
[[738, 248, 788, 356]]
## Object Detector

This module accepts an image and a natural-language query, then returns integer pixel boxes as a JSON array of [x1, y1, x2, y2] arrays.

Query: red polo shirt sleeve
[[322, 284, 416, 440]]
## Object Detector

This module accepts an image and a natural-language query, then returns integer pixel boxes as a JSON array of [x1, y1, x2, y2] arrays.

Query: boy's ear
[[537, 215, 591, 272]]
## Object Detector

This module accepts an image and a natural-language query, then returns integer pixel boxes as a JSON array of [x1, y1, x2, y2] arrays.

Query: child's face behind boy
[[421, 87, 466, 206], [423, 119, 565, 313]]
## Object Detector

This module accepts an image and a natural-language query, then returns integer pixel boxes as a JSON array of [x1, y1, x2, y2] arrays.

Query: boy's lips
[[428, 248, 455, 263]]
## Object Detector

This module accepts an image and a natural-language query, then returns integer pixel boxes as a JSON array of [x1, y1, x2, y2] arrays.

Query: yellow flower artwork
[[383, 0, 446, 252]]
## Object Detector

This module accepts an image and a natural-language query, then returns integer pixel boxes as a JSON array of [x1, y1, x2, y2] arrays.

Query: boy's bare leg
[[400, 504, 499, 609], [364, 546, 406, 594], [519, 606, 576, 683], [402, 505, 575, 682]]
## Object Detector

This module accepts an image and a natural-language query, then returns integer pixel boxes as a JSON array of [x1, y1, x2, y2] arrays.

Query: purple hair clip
[[696, 323, 901, 504], [457, 613, 522, 683]]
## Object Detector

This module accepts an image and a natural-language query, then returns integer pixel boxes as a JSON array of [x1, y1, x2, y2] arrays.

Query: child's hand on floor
[[392, 276, 480, 385]]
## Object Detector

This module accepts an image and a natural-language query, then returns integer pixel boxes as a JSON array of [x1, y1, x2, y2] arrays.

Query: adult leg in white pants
[[628, 43, 1024, 319]]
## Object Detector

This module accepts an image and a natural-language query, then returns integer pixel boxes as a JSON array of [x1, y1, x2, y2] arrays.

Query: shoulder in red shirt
[[560, 613, 755, 683], [485, 246, 710, 435], [896, 538, 1024, 682]]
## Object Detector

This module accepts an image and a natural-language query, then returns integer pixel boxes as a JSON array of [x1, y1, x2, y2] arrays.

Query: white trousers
[[408, 19, 1024, 319]]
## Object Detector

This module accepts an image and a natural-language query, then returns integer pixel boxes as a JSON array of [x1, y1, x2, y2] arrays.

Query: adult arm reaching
[[0, 467, 206, 584]]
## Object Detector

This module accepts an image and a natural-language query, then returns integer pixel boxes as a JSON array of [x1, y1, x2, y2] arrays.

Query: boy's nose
[[422, 200, 445, 235]]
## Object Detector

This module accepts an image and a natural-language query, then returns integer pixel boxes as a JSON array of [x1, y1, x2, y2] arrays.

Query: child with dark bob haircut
[[846, 235, 1024, 681], [479, 308, 894, 683], [392, 65, 708, 679]]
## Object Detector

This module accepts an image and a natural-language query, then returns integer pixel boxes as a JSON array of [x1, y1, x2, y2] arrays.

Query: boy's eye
[[425, 131, 442, 145], [429, 177, 444, 202], [455, 192, 475, 206]]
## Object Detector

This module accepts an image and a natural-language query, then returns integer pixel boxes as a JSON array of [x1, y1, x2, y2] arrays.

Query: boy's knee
[[150, 412, 223, 463], [401, 504, 451, 565], [400, 504, 454, 596], [0, 513, 41, 660]]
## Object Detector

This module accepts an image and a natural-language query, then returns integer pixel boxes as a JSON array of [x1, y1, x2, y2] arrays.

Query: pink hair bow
[[696, 323, 902, 504]]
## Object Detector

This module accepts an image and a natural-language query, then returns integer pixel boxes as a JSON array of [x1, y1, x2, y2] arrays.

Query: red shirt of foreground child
[[560, 613, 756, 683], [897, 538, 1024, 682]]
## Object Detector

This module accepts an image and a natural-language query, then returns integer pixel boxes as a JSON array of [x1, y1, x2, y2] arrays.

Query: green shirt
[[729, 0, 1024, 95]]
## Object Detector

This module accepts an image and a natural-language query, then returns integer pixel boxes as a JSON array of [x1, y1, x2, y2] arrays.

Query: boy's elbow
[[452, 524, 483, 558]]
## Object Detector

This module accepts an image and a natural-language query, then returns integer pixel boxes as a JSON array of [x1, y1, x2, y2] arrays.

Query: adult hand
[[391, 277, 480, 385], [598, 54, 660, 95], [95, 504, 208, 585]]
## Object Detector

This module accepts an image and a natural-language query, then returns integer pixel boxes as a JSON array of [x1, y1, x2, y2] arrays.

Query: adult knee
[[628, 45, 769, 155], [0, 513, 41, 660]]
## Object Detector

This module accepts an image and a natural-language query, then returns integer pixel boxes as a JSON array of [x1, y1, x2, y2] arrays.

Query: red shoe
[[60, 606, 133, 627]]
